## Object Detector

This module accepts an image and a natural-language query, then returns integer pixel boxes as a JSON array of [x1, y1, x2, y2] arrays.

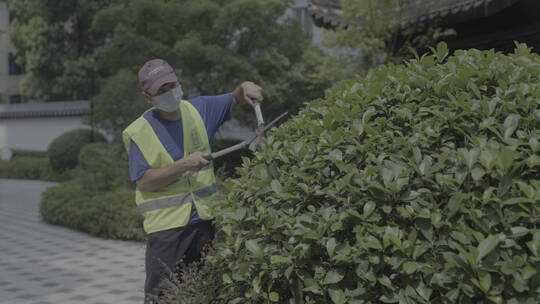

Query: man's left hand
[[234, 81, 263, 105]]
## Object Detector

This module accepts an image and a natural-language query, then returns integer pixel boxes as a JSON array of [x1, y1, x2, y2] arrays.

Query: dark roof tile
[[309, 0, 524, 28], [0, 101, 90, 119]]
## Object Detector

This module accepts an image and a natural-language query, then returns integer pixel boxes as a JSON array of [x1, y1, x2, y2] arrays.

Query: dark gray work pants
[[144, 221, 215, 298]]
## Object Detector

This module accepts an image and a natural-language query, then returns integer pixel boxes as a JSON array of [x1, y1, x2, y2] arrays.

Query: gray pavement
[[0, 179, 146, 304]]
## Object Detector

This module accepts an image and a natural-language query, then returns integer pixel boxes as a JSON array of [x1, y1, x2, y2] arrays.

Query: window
[[9, 95, 27, 104], [8, 53, 24, 75]]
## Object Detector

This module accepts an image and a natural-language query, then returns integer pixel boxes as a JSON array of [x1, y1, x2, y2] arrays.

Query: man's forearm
[[136, 159, 191, 192]]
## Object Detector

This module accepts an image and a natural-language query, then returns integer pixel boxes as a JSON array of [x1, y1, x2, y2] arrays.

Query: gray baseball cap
[[138, 59, 178, 96]]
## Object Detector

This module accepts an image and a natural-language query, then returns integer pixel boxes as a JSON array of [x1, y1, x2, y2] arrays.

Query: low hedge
[[11, 149, 48, 158], [0, 157, 66, 181], [40, 142, 144, 241], [41, 183, 144, 241], [210, 43, 540, 303]]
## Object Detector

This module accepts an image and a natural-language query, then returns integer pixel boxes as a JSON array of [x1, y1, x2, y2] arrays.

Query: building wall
[[0, 116, 89, 158], [0, 1, 24, 105]]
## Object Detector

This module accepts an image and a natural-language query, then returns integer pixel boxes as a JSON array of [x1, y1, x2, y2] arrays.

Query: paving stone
[[0, 179, 145, 304], [16, 293, 39, 299]]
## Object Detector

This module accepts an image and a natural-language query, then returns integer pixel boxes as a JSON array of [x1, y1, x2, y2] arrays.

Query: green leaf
[[503, 197, 534, 205], [503, 114, 520, 139], [269, 291, 279, 302], [478, 271, 491, 292], [447, 193, 465, 219], [516, 181, 535, 199], [526, 240, 540, 256], [378, 275, 394, 289], [476, 235, 500, 263], [468, 81, 481, 99], [303, 279, 323, 295], [253, 276, 262, 293], [510, 227, 529, 238], [327, 238, 337, 256], [459, 148, 479, 170], [222, 273, 232, 284], [270, 255, 292, 264], [328, 287, 347, 304], [480, 150, 495, 169], [497, 147, 519, 172], [329, 149, 343, 162], [529, 137, 539, 151], [471, 167, 485, 182], [270, 180, 282, 194], [323, 270, 344, 285], [363, 201, 376, 218], [402, 261, 417, 274], [245, 239, 264, 261], [364, 235, 383, 250]]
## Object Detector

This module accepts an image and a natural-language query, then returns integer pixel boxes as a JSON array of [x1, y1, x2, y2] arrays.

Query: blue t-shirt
[[128, 93, 233, 225]]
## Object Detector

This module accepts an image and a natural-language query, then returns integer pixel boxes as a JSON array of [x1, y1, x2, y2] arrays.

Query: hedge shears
[[203, 101, 287, 161]]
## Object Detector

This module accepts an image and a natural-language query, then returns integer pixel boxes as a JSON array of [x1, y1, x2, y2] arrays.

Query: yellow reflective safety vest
[[122, 100, 218, 234]]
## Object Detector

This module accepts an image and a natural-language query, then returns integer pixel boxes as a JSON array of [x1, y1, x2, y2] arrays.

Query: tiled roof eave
[[0, 109, 90, 119]]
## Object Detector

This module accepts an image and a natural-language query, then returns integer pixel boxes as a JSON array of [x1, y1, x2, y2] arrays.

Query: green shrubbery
[[11, 149, 48, 158], [0, 156, 66, 181], [40, 142, 144, 241], [48, 128, 106, 174], [210, 43, 540, 303]]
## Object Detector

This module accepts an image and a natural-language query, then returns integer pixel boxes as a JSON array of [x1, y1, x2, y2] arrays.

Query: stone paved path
[[0, 179, 145, 304]]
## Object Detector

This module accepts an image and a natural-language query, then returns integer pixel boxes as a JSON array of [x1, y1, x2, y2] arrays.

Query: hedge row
[[0, 157, 66, 181], [41, 181, 144, 241], [40, 142, 144, 241]]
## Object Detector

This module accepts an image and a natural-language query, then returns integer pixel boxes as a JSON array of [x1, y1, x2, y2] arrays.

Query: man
[[122, 59, 262, 303]]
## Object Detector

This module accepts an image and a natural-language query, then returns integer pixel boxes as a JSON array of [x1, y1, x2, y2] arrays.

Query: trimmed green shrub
[[41, 142, 143, 240], [48, 128, 106, 174], [41, 183, 144, 241], [11, 149, 48, 158], [211, 43, 540, 303], [0, 157, 66, 181]]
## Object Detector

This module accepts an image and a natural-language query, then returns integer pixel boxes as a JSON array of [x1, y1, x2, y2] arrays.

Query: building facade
[[0, 101, 92, 159]]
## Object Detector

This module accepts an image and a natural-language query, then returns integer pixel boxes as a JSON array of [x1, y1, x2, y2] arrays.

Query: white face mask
[[154, 87, 183, 112]]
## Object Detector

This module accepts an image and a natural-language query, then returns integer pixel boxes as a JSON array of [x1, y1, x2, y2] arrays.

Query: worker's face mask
[[154, 87, 183, 112]]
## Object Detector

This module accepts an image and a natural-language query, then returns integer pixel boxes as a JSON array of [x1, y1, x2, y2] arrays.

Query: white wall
[[0, 116, 89, 157]]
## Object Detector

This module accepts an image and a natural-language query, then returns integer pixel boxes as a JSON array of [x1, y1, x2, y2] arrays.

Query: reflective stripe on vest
[[138, 183, 219, 213]]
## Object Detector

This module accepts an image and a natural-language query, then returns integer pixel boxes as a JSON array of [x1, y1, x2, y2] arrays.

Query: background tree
[[90, 0, 347, 139], [7, 0, 112, 101], [8, 0, 348, 140]]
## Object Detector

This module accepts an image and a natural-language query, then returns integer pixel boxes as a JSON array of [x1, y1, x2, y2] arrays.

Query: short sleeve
[[189, 93, 234, 142], [128, 140, 151, 182]]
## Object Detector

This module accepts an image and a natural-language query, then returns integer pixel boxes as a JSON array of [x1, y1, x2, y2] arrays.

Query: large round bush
[[48, 128, 106, 173], [212, 43, 540, 304]]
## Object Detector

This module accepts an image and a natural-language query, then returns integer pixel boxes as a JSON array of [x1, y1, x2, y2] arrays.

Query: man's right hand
[[182, 152, 210, 172]]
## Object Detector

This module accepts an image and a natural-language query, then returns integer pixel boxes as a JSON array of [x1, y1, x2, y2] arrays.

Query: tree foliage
[[8, 0, 347, 139], [7, 0, 111, 101], [211, 43, 540, 303]]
